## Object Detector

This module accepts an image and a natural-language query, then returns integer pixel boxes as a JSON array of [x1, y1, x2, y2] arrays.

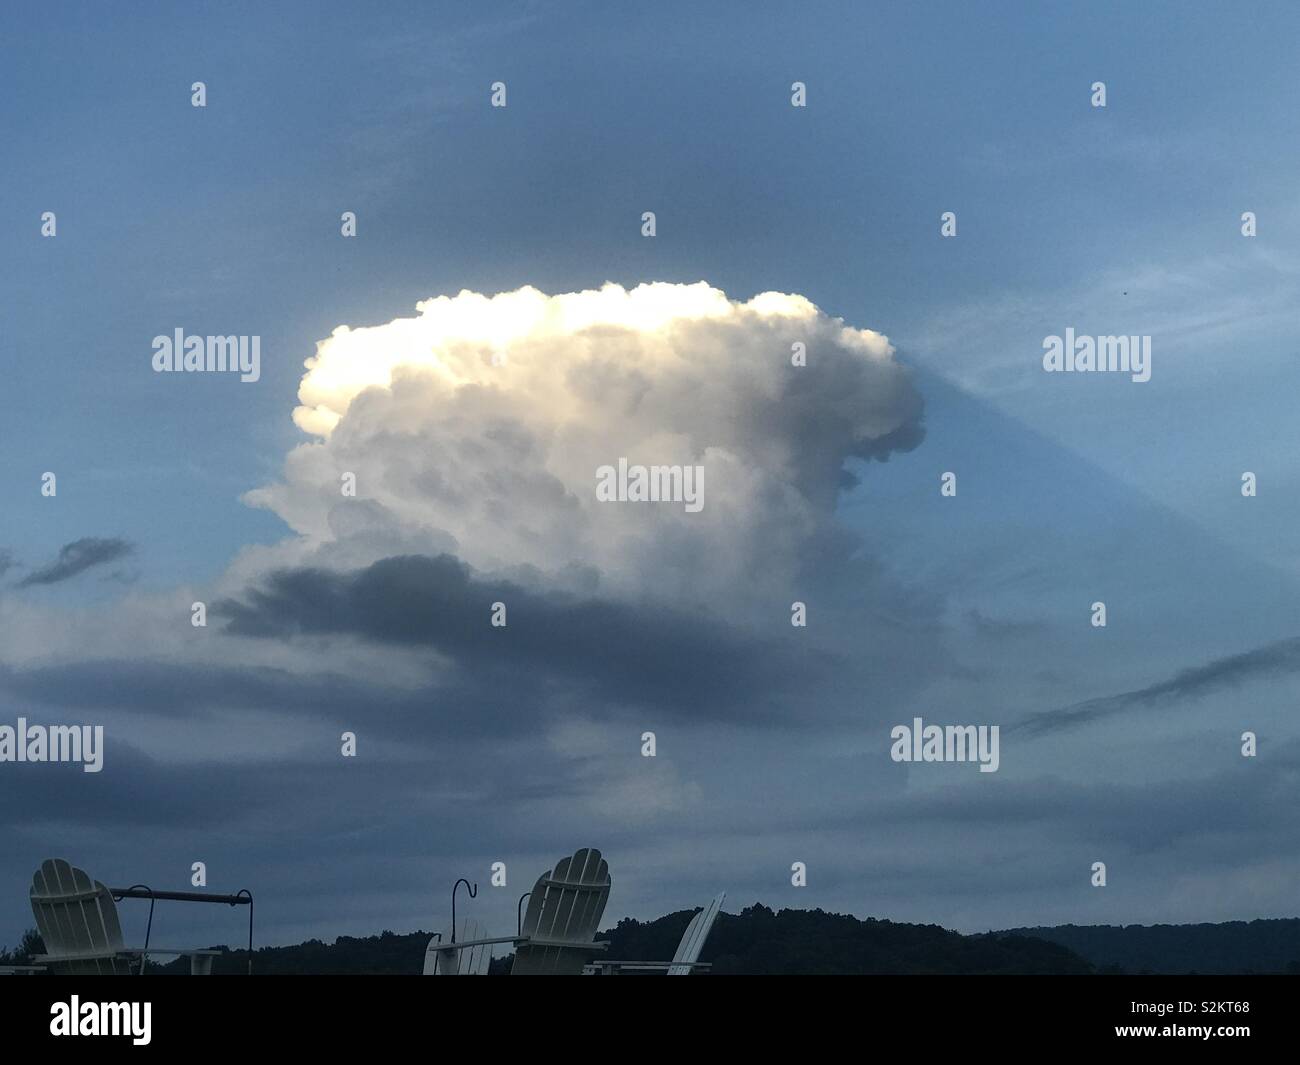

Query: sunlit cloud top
[[293, 282, 891, 436]]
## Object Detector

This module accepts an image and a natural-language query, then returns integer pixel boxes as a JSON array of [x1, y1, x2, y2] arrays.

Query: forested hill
[[1000, 918, 1300, 974], [138, 904, 1092, 974], [597, 904, 1090, 975], [21, 905, 1293, 973]]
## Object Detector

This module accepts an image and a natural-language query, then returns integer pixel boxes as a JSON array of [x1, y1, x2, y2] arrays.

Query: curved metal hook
[[451, 878, 477, 943], [234, 889, 254, 975]]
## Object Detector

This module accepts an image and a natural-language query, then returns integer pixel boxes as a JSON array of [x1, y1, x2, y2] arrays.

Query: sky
[[2, 1, 1300, 953]]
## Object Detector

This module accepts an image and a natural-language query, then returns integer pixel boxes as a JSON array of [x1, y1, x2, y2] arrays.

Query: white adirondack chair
[[511, 847, 612, 975], [667, 892, 724, 975], [421, 848, 613, 976], [424, 918, 493, 975], [585, 892, 725, 975], [29, 859, 220, 975]]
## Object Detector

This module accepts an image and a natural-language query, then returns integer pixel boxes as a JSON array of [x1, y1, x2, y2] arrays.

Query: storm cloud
[[215, 552, 830, 724], [241, 283, 925, 610]]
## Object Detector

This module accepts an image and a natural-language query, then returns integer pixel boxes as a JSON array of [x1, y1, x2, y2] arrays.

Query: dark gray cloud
[[16, 537, 133, 588], [0, 740, 608, 946], [0, 657, 463, 734], [0, 656, 585, 748], [213, 553, 842, 726], [1013, 636, 1300, 736], [7, 730, 1299, 947]]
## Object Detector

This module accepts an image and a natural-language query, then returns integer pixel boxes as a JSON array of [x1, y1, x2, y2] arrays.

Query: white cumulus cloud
[[243, 281, 922, 607]]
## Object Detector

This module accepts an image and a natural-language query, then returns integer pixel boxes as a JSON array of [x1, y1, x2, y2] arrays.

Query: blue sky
[[7, 0, 1299, 588], [3, 2, 1300, 949]]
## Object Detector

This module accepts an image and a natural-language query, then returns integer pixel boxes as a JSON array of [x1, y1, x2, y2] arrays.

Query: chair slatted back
[[511, 847, 610, 975], [29, 859, 132, 975], [424, 918, 492, 975], [667, 892, 725, 975]]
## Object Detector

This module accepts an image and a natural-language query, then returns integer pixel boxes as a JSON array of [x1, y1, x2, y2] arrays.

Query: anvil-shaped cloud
[[241, 282, 924, 608]]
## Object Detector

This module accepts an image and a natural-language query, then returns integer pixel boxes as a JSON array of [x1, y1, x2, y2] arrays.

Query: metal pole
[[451, 878, 477, 943], [110, 887, 251, 906], [517, 891, 532, 937]]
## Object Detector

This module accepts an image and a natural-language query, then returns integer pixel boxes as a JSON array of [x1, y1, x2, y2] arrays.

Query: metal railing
[[111, 885, 255, 974]]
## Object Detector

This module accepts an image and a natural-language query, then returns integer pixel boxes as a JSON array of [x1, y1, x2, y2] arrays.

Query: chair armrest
[[437, 935, 610, 952], [430, 935, 524, 950], [34, 948, 221, 963], [523, 938, 609, 951], [588, 960, 712, 973]]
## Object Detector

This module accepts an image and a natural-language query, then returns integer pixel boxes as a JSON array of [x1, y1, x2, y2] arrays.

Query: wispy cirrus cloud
[[1014, 635, 1300, 736]]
